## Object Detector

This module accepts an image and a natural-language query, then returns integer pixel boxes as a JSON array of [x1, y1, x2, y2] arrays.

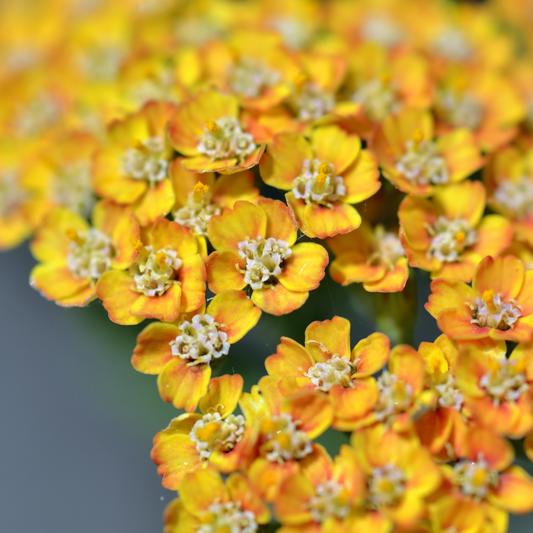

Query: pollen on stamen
[[206, 119, 219, 132], [193, 182, 210, 195], [130, 237, 144, 252]]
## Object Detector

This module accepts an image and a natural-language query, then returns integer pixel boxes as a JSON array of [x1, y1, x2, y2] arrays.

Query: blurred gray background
[[1, 244, 532, 532]]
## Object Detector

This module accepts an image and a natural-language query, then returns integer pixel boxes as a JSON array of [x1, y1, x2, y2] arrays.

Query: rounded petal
[[30, 264, 91, 303], [265, 337, 313, 378], [257, 197, 297, 245], [305, 316, 351, 362], [178, 254, 206, 313], [169, 158, 214, 208], [280, 391, 333, 439], [331, 379, 379, 430], [389, 344, 425, 394], [199, 374, 243, 417], [227, 473, 271, 523], [433, 180, 486, 227], [206, 250, 246, 293], [311, 126, 361, 174], [437, 307, 489, 340], [330, 253, 385, 285], [132, 179, 175, 227], [285, 192, 316, 238], [489, 466, 533, 514], [304, 202, 362, 239], [163, 498, 201, 533], [151, 218, 198, 259], [180, 467, 229, 515], [471, 215, 513, 264], [473, 255, 525, 300], [277, 243, 328, 292], [211, 171, 259, 208], [341, 150, 381, 205], [132, 322, 180, 374], [466, 426, 514, 470], [130, 283, 182, 322], [275, 474, 315, 525], [252, 283, 309, 316], [425, 279, 475, 319], [363, 258, 409, 293], [352, 332, 390, 377]]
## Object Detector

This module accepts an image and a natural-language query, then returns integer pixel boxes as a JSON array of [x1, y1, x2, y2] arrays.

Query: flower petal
[[473, 255, 524, 300], [438, 307, 490, 340], [305, 316, 351, 362], [199, 374, 243, 417], [352, 332, 390, 378], [130, 283, 182, 322], [30, 264, 91, 303], [341, 149, 381, 205], [311, 125, 361, 174], [274, 473, 315, 525], [132, 179, 175, 227], [257, 197, 297, 245], [425, 278, 475, 319], [304, 202, 362, 239], [206, 250, 246, 293], [132, 322, 180, 374], [180, 467, 229, 515], [151, 218, 198, 259], [178, 254, 206, 313], [252, 283, 309, 316], [329, 252, 385, 285], [363, 258, 409, 293], [389, 344, 425, 394], [489, 466, 533, 514], [227, 473, 271, 523], [211, 171, 259, 208], [280, 391, 333, 439], [265, 337, 313, 377], [277, 243, 328, 292]]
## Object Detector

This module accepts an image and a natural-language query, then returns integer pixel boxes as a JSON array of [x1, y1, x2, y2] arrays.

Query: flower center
[[268, 17, 312, 49], [131, 245, 181, 296], [435, 372, 464, 410], [361, 16, 404, 48], [479, 358, 529, 405], [494, 177, 533, 220], [198, 501, 258, 533], [77, 45, 124, 82], [122, 137, 168, 186], [470, 289, 522, 331], [453, 456, 499, 499], [307, 480, 351, 522], [237, 235, 291, 290], [436, 90, 484, 131], [197, 118, 257, 163], [432, 28, 472, 61], [14, 93, 62, 137], [170, 314, 229, 365], [426, 217, 477, 262], [292, 159, 345, 207], [395, 132, 450, 186], [303, 355, 356, 392], [53, 161, 95, 218], [260, 413, 313, 462], [0, 172, 27, 216], [173, 184, 222, 236], [292, 82, 335, 121], [352, 77, 399, 123], [374, 371, 414, 424], [368, 464, 406, 507], [367, 226, 405, 269], [189, 411, 245, 460], [66, 228, 115, 283], [227, 56, 281, 98]]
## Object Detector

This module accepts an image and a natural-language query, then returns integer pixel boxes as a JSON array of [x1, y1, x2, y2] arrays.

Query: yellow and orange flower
[[265, 316, 389, 430], [30, 200, 139, 307], [240, 376, 334, 501], [259, 125, 380, 238], [328, 221, 409, 292], [399, 180, 513, 282], [96, 218, 205, 325], [164, 466, 270, 533], [370, 107, 483, 196], [347, 425, 441, 532], [167, 88, 265, 174], [206, 198, 329, 316], [132, 290, 260, 411], [92, 100, 176, 227], [483, 146, 533, 248], [426, 255, 533, 342], [151, 374, 257, 489]]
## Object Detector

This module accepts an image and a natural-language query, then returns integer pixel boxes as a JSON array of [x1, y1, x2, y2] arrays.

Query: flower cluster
[[4, 0, 533, 531]]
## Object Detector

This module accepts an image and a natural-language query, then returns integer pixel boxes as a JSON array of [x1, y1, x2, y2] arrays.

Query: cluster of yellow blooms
[[5, 0, 533, 531]]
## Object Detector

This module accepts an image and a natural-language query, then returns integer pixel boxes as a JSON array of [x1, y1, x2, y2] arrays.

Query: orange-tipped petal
[[206, 250, 246, 293], [280, 391, 333, 439], [252, 283, 309, 316], [425, 278, 475, 319], [438, 306, 490, 340], [352, 332, 390, 377], [331, 379, 379, 430], [211, 171, 259, 208], [265, 337, 313, 377], [132, 322, 180, 374], [473, 255, 525, 300], [180, 467, 229, 515], [466, 426, 514, 470], [341, 150, 381, 205], [178, 254, 206, 313], [151, 218, 198, 259], [305, 316, 351, 363], [130, 283, 182, 322], [285, 191, 317, 238], [489, 466, 533, 514], [277, 243, 328, 292], [363, 258, 409, 293], [30, 264, 91, 304], [275, 474, 315, 525], [329, 253, 386, 285], [199, 374, 243, 417], [227, 473, 271, 523], [304, 202, 362, 239], [257, 197, 297, 245], [311, 125, 361, 174], [389, 344, 425, 394]]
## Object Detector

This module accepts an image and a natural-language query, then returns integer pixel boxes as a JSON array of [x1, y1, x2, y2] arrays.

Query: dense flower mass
[[5, 0, 533, 531]]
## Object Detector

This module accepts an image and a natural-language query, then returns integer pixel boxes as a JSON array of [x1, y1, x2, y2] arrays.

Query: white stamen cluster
[[470, 294, 522, 330], [238, 235, 291, 290], [494, 177, 533, 220], [198, 501, 258, 533], [197, 117, 256, 162], [0, 172, 27, 216], [432, 27, 472, 61], [437, 90, 484, 131], [308, 481, 350, 522], [304, 355, 356, 392], [189, 411, 245, 460], [121, 137, 169, 186], [361, 16, 405, 48], [367, 226, 405, 269], [292, 82, 335, 121], [454, 455, 499, 500], [435, 373, 464, 411], [263, 414, 313, 463], [77, 45, 124, 82], [426, 217, 477, 262], [228, 57, 281, 98], [396, 139, 450, 186], [67, 228, 114, 282], [268, 17, 312, 49], [368, 464, 406, 507], [479, 359, 529, 405], [132, 245, 181, 296], [173, 190, 222, 236], [53, 161, 95, 218], [170, 314, 229, 365], [352, 78, 399, 123], [374, 371, 414, 423], [292, 159, 345, 207]]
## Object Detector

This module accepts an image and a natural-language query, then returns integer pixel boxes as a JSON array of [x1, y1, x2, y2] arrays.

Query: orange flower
[[399, 180, 513, 282], [96, 218, 205, 324], [426, 255, 533, 342], [164, 466, 270, 533], [455, 340, 533, 438], [151, 374, 257, 489], [30, 200, 139, 307], [92, 101, 176, 227], [206, 198, 329, 316], [167, 88, 265, 174], [259, 125, 380, 238], [241, 376, 334, 501], [370, 107, 483, 196], [265, 316, 389, 430], [328, 221, 409, 292], [274, 445, 364, 532], [347, 425, 441, 532], [132, 290, 260, 411], [483, 146, 533, 248]]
